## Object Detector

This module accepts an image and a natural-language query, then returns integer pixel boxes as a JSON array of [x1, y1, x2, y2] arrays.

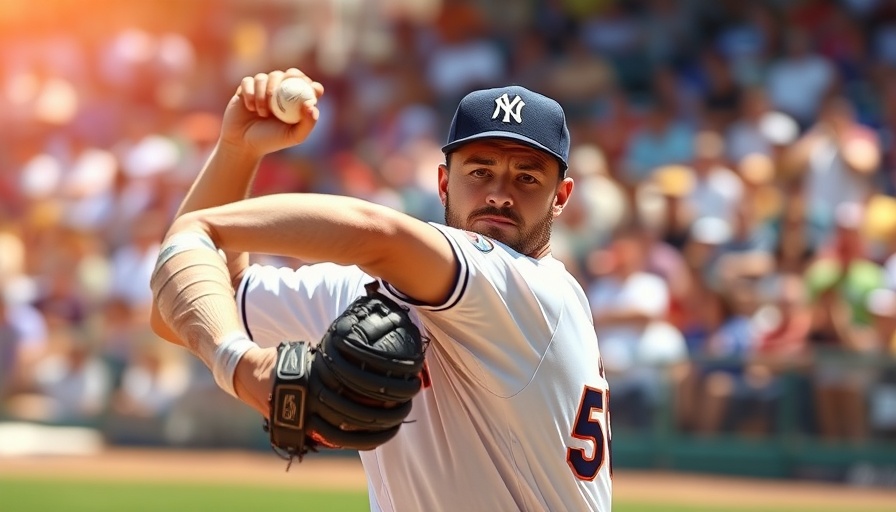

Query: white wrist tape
[[212, 332, 256, 399]]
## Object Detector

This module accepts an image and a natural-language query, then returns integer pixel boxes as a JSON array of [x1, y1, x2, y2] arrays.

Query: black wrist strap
[[264, 341, 312, 469]]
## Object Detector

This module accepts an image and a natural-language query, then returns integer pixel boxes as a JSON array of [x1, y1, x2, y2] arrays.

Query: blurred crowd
[[3, 0, 896, 448]]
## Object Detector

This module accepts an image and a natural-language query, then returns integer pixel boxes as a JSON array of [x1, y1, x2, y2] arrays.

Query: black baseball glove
[[264, 282, 426, 467]]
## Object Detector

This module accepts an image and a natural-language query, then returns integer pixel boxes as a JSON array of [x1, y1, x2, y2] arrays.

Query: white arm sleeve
[[236, 262, 372, 349]]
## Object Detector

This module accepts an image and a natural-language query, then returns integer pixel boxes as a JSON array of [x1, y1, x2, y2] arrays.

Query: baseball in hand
[[270, 77, 317, 124]]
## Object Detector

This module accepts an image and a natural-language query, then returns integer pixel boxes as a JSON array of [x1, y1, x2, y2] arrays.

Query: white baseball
[[270, 77, 316, 124]]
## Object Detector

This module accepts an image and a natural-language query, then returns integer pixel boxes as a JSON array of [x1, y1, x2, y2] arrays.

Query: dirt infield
[[1, 448, 895, 509]]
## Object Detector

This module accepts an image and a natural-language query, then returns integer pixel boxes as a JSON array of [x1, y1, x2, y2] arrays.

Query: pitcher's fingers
[[311, 81, 325, 98], [289, 101, 320, 142], [253, 73, 270, 117], [239, 76, 257, 112], [265, 70, 287, 114], [284, 68, 307, 80]]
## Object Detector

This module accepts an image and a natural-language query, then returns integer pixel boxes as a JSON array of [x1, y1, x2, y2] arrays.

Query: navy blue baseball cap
[[442, 85, 570, 173]]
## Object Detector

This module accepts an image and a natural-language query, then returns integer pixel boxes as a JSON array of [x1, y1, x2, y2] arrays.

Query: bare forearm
[[175, 194, 398, 269], [170, 193, 456, 305], [176, 141, 262, 218], [177, 141, 263, 279]]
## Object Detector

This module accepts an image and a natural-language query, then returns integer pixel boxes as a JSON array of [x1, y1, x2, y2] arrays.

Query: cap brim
[[442, 131, 568, 171]]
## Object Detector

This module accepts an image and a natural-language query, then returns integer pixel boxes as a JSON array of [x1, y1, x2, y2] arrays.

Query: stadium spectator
[[784, 95, 881, 234], [588, 224, 686, 431], [621, 99, 695, 186], [765, 28, 836, 128], [685, 130, 744, 224], [690, 279, 767, 435], [5, 330, 111, 426], [805, 203, 885, 442], [0, 282, 48, 406]]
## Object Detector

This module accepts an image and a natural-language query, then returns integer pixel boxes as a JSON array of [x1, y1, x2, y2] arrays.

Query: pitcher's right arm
[[149, 69, 324, 344]]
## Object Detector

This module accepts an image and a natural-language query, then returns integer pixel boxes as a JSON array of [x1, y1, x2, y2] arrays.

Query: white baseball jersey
[[237, 223, 612, 511]]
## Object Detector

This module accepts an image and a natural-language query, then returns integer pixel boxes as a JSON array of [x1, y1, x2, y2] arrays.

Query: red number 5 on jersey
[[566, 386, 612, 480]]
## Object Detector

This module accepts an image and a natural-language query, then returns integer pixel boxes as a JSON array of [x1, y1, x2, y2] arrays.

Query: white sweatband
[[212, 332, 256, 399]]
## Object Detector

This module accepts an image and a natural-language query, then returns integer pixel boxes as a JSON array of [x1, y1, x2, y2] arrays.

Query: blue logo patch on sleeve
[[463, 231, 494, 253]]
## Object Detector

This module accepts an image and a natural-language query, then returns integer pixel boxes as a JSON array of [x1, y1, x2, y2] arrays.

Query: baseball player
[[150, 69, 612, 511]]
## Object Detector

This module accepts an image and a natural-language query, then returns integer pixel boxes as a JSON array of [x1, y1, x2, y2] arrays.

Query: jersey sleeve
[[380, 223, 571, 394], [236, 262, 371, 349]]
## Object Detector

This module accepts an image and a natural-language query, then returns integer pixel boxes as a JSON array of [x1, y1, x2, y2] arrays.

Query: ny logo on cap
[[493, 93, 525, 124]]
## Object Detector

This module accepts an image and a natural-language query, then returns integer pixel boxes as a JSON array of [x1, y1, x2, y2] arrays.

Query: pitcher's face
[[439, 139, 572, 257]]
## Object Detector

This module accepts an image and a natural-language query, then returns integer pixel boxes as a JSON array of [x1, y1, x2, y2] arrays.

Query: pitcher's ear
[[553, 178, 574, 215], [438, 164, 449, 205]]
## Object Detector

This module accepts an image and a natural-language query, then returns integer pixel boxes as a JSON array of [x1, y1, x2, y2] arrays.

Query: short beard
[[444, 195, 554, 256]]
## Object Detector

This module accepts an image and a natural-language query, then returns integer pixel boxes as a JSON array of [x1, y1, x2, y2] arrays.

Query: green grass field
[[2, 477, 890, 512]]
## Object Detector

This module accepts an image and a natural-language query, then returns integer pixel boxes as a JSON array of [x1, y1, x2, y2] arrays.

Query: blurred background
[[2, 0, 896, 491]]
